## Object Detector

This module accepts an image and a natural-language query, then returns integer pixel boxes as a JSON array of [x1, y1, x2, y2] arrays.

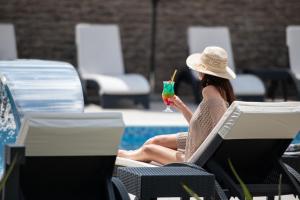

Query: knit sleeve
[[183, 97, 228, 161], [176, 132, 188, 153], [206, 98, 228, 127]]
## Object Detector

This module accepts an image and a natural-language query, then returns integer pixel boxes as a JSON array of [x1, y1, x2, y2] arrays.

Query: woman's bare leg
[[118, 144, 180, 165], [144, 134, 177, 149]]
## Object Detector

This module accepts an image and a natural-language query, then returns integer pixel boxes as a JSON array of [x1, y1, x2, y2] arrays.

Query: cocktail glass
[[162, 81, 175, 112]]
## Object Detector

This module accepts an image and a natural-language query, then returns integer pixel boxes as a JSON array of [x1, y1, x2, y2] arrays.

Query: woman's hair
[[201, 74, 236, 104]]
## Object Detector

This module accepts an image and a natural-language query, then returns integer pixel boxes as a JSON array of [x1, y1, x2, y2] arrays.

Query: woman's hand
[[169, 95, 186, 112], [169, 95, 193, 123]]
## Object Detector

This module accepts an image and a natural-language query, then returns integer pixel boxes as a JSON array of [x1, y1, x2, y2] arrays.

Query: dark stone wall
[[1, 0, 300, 92]]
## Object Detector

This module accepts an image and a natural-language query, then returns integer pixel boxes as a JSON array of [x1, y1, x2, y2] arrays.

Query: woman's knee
[[144, 137, 155, 145], [147, 135, 169, 145], [141, 144, 156, 154]]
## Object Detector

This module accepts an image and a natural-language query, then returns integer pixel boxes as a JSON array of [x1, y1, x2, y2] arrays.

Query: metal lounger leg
[[112, 177, 130, 200]]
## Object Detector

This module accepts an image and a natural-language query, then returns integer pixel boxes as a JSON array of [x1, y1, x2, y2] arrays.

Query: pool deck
[[84, 101, 194, 126], [84, 97, 292, 126]]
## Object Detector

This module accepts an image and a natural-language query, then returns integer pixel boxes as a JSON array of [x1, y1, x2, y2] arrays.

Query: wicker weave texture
[[117, 166, 215, 199]]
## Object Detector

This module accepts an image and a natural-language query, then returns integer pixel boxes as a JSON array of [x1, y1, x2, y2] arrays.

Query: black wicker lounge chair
[[2, 112, 130, 200], [116, 101, 300, 199], [189, 101, 300, 198]]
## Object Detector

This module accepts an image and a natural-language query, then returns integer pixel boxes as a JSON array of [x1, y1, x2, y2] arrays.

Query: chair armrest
[[243, 67, 300, 100], [242, 67, 292, 80]]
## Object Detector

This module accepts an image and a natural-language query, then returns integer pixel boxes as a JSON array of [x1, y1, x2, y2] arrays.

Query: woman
[[118, 46, 236, 164]]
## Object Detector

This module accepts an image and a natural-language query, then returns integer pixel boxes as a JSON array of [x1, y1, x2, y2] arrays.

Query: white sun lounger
[[287, 25, 300, 100], [3, 112, 130, 200], [116, 101, 300, 198], [76, 24, 150, 108], [0, 23, 17, 60], [187, 26, 266, 101]]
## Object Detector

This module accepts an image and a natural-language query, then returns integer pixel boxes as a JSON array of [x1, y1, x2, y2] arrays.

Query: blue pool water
[[293, 132, 300, 144]]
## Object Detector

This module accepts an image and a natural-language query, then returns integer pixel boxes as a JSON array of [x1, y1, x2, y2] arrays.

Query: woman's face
[[198, 72, 204, 80]]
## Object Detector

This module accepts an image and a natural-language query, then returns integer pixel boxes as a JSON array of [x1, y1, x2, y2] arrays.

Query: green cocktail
[[162, 81, 175, 112]]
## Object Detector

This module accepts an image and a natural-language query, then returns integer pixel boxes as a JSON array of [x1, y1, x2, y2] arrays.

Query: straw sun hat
[[186, 46, 236, 80]]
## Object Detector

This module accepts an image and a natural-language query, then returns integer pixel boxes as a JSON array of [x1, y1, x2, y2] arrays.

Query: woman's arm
[[170, 95, 193, 123]]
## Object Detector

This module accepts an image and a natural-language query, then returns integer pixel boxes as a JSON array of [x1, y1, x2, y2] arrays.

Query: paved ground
[[84, 97, 290, 126], [84, 100, 196, 126]]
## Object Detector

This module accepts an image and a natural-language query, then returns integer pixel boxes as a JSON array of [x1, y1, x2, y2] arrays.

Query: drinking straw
[[171, 69, 177, 82]]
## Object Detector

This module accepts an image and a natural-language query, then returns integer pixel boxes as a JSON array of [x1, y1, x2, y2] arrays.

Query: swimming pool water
[[293, 132, 300, 144]]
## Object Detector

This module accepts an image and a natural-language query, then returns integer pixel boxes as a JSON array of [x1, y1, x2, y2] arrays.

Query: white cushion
[[0, 23, 17, 60], [76, 24, 124, 75], [294, 73, 300, 80], [17, 112, 124, 157], [230, 74, 266, 95], [287, 26, 300, 75], [116, 157, 156, 167], [82, 73, 150, 95]]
